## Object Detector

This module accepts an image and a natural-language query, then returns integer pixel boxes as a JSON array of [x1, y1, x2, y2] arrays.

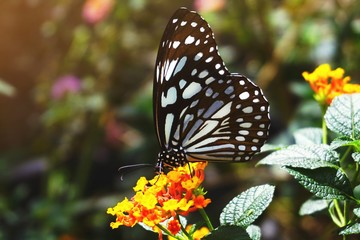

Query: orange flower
[[302, 64, 360, 105], [107, 162, 210, 239]]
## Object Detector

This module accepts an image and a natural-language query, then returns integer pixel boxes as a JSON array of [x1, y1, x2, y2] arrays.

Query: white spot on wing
[[165, 59, 178, 81], [236, 136, 245, 141], [173, 56, 187, 76], [194, 52, 203, 61], [239, 92, 250, 100], [173, 41, 180, 49], [212, 102, 232, 119], [185, 35, 195, 45], [164, 113, 174, 144], [191, 69, 197, 76], [179, 79, 186, 89], [182, 82, 202, 99], [199, 70, 209, 78], [161, 86, 177, 107], [240, 122, 252, 128], [205, 77, 215, 84], [243, 106, 253, 113]]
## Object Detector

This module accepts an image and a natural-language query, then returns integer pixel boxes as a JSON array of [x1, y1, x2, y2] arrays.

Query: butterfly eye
[[153, 8, 270, 171]]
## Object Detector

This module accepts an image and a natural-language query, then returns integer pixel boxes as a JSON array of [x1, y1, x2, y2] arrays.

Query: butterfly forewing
[[153, 8, 228, 148], [153, 8, 270, 168]]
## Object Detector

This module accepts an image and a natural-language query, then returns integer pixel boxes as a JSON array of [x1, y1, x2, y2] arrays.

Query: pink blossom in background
[[51, 75, 81, 100], [82, 0, 114, 24], [194, 0, 226, 12]]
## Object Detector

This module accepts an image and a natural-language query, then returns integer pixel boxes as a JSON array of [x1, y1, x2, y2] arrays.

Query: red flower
[[167, 219, 181, 235]]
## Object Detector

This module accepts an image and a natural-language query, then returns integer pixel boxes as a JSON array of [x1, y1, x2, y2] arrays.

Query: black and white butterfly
[[153, 8, 270, 172]]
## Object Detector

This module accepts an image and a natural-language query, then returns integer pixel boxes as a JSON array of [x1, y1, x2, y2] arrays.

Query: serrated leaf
[[340, 223, 360, 235], [258, 144, 339, 169], [353, 153, 360, 163], [324, 93, 360, 140], [294, 128, 323, 145], [330, 137, 360, 150], [204, 225, 251, 240], [246, 225, 261, 240], [220, 184, 275, 227], [299, 198, 328, 215], [354, 207, 360, 218], [285, 167, 353, 200]]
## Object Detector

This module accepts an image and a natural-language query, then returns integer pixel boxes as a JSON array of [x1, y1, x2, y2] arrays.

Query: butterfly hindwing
[[181, 74, 270, 162]]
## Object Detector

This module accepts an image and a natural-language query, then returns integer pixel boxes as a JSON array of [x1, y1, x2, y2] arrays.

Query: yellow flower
[[107, 162, 211, 237], [162, 199, 179, 211], [302, 64, 360, 105], [182, 176, 201, 191], [193, 226, 210, 240], [134, 192, 157, 209], [133, 177, 148, 192]]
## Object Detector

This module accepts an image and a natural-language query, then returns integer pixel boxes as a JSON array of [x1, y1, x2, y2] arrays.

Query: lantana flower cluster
[[107, 162, 211, 239], [302, 63, 360, 105]]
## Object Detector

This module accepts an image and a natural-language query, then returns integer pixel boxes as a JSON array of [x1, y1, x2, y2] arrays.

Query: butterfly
[[153, 8, 270, 172]]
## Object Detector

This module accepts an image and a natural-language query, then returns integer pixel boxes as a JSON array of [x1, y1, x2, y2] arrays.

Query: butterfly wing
[[153, 8, 229, 149], [181, 74, 270, 162], [154, 8, 270, 164]]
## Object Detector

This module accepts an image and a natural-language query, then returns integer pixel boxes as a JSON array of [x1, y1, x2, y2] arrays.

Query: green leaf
[[258, 144, 339, 169], [246, 225, 261, 240], [220, 184, 275, 227], [324, 93, 360, 139], [353, 152, 360, 163], [330, 137, 360, 150], [353, 207, 360, 218], [293, 127, 323, 145], [204, 225, 251, 240], [299, 198, 328, 215], [285, 167, 353, 200], [340, 223, 360, 235]]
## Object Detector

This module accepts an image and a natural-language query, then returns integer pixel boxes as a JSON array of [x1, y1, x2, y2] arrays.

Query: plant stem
[[321, 109, 328, 144], [340, 147, 352, 164], [328, 203, 342, 227], [334, 199, 346, 226], [177, 215, 194, 240], [199, 208, 214, 231]]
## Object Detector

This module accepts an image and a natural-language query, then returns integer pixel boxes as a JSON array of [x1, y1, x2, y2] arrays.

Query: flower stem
[[199, 208, 214, 231], [177, 216, 194, 240]]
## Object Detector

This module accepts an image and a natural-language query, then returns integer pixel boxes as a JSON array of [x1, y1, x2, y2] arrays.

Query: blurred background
[[1, 0, 360, 239]]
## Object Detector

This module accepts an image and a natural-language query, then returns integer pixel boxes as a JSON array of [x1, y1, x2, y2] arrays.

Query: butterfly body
[[154, 8, 270, 171]]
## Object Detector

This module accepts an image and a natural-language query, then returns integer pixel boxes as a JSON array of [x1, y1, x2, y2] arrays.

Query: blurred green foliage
[[0, 0, 359, 239]]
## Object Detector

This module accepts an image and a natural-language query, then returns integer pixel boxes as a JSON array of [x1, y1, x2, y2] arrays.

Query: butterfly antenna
[[118, 164, 154, 181]]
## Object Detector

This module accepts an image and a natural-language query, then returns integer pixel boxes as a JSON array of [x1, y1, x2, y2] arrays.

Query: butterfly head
[[155, 147, 187, 173]]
